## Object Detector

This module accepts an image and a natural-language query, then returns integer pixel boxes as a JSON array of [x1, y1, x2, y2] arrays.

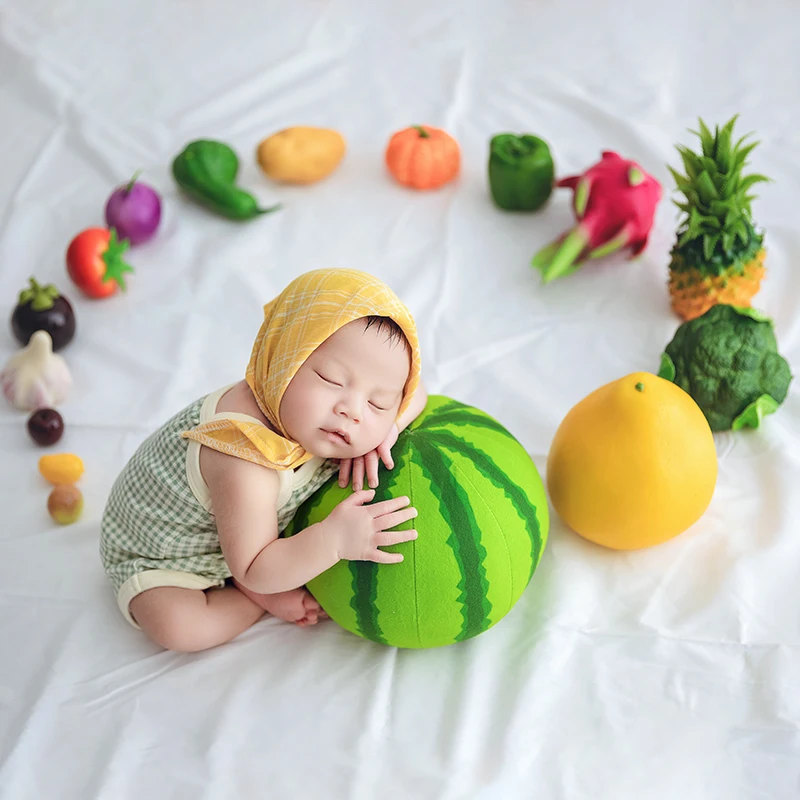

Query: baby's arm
[[205, 447, 419, 594], [205, 450, 339, 595]]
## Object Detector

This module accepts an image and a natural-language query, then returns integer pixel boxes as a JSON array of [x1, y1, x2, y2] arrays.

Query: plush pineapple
[[667, 115, 771, 321]]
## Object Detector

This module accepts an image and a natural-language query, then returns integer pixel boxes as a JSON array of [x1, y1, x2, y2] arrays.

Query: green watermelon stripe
[[287, 483, 324, 538], [418, 409, 513, 440], [382, 436, 423, 647], [349, 562, 384, 643], [429, 430, 544, 577], [416, 397, 465, 419], [347, 434, 414, 646], [413, 400, 468, 430], [415, 439, 492, 640], [439, 445, 517, 606], [287, 490, 311, 532], [406, 450, 422, 648], [283, 460, 387, 644]]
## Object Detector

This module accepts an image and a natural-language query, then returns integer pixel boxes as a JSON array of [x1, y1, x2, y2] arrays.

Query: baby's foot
[[266, 588, 328, 627], [233, 580, 328, 627]]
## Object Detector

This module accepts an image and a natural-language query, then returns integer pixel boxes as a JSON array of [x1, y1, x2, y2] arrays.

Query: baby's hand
[[324, 489, 417, 564], [338, 423, 399, 491]]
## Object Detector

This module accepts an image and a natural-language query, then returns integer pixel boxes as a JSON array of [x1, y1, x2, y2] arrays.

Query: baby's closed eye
[[314, 370, 342, 387], [369, 390, 403, 412]]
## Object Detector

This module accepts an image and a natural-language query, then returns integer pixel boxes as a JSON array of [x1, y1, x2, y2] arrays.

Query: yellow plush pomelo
[[546, 372, 718, 550]]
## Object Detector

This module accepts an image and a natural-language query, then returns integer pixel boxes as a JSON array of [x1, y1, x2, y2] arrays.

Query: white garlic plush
[[1, 330, 72, 411]]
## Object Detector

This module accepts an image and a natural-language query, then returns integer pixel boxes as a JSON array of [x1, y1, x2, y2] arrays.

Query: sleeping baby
[[100, 268, 428, 651]]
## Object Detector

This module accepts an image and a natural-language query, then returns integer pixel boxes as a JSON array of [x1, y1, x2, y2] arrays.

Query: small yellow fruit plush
[[546, 372, 717, 550], [38, 453, 85, 485], [256, 126, 346, 184]]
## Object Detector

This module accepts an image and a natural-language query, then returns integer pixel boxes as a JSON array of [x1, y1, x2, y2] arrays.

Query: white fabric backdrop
[[2, 1, 800, 797]]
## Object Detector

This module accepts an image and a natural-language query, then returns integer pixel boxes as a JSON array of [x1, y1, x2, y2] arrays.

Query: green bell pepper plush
[[172, 139, 281, 220], [488, 133, 554, 212]]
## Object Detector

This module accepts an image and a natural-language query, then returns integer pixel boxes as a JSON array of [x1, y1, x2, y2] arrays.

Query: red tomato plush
[[66, 228, 134, 299]]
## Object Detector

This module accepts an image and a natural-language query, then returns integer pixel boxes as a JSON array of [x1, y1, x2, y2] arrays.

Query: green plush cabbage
[[658, 304, 793, 432]]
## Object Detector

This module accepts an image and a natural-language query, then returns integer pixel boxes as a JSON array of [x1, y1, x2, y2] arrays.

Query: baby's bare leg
[[129, 585, 265, 652]]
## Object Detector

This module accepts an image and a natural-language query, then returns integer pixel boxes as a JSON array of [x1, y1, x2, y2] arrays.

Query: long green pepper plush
[[172, 139, 281, 220], [488, 133, 554, 211]]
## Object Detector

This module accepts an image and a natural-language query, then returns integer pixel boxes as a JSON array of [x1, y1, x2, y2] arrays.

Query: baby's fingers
[[338, 459, 352, 488], [376, 528, 418, 547], [365, 450, 380, 489], [375, 507, 418, 531], [377, 440, 394, 470], [343, 489, 376, 506], [370, 550, 405, 565], [371, 495, 412, 515], [351, 457, 366, 492]]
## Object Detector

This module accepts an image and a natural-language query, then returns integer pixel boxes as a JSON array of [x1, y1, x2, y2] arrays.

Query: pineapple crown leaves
[[669, 114, 772, 261]]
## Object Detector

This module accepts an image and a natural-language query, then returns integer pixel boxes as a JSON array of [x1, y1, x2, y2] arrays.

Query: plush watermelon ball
[[284, 395, 549, 648]]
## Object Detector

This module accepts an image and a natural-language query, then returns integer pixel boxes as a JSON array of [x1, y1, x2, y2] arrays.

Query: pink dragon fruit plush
[[532, 151, 662, 283]]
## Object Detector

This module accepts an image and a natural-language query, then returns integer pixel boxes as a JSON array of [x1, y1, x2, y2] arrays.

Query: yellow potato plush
[[256, 126, 346, 184]]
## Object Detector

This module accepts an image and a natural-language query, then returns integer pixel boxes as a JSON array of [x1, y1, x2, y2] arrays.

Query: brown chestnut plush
[[27, 408, 65, 446]]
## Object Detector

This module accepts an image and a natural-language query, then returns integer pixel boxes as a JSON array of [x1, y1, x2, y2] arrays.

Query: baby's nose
[[336, 399, 361, 423]]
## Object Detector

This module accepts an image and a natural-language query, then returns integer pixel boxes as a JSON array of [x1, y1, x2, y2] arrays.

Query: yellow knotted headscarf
[[181, 268, 421, 470]]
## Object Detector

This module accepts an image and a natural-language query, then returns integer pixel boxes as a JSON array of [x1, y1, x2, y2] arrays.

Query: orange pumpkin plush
[[385, 125, 460, 190]]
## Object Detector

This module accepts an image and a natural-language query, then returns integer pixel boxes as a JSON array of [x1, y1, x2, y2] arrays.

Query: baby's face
[[279, 319, 411, 459]]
